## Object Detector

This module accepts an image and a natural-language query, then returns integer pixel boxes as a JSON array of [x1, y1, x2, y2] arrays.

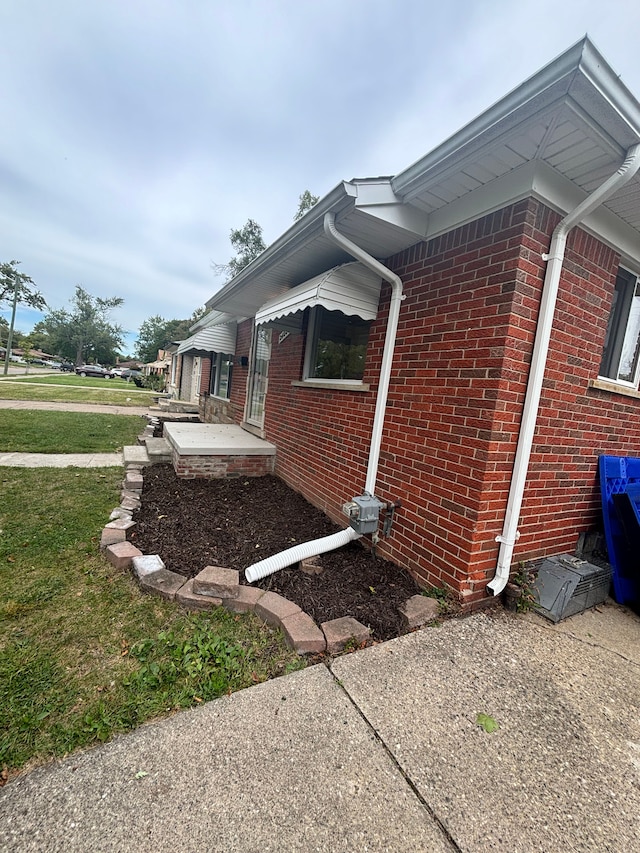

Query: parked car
[[60, 362, 74, 372], [28, 358, 48, 366], [75, 365, 113, 378], [10, 355, 27, 364], [110, 367, 126, 377], [44, 360, 62, 368], [122, 369, 143, 382]]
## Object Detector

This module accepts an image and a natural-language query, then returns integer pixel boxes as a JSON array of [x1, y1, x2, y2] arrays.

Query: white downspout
[[488, 143, 640, 596], [245, 213, 404, 583], [323, 213, 404, 494]]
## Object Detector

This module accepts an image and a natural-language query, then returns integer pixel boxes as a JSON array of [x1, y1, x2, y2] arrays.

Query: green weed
[[0, 468, 304, 774]]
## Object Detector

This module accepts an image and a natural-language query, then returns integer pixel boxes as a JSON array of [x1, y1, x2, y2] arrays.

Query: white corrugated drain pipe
[[245, 213, 404, 583], [488, 143, 640, 596]]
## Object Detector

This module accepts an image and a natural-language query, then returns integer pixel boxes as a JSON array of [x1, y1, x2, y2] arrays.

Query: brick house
[[187, 38, 640, 607]]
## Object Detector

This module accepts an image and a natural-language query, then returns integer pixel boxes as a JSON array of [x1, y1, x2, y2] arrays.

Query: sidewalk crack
[[327, 662, 463, 853]]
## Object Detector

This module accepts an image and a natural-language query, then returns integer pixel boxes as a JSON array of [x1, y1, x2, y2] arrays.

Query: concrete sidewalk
[[0, 399, 149, 466], [2, 604, 638, 852], [0, 399, 152, 417], [0, 451, 123, 467]]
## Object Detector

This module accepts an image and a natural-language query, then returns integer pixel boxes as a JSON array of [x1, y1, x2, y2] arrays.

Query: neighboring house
[[191, 38, 640, 608], [143, 347, 175, 385]]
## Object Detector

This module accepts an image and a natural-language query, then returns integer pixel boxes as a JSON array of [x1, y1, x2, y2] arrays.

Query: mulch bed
[[131, 465, 426, 641]]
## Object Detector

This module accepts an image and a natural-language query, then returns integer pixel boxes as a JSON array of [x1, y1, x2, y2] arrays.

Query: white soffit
[[255, 262, 382, 326], [392, 39, 640, 242], [177, 324, 237, 355]]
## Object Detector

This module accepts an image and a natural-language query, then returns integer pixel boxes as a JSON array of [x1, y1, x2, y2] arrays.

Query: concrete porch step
[[123, 445, 151, 467], [143, 437, 172, 462], [159, 400, 200, 414], [164, 423, 276, 457], [163, 422, 276, 479]]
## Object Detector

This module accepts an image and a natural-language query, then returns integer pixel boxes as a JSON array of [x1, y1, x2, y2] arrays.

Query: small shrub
[[139, 374, 165, 392], [512, 564, 537, 613]]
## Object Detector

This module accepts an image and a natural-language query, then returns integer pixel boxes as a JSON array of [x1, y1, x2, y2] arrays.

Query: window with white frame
[[209, 352, 233, 398], [303, 306, 372, 382], [599, 268, 640, 387]]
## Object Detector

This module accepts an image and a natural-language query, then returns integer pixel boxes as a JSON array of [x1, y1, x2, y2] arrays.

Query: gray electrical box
[[342, 494, 385, 534]]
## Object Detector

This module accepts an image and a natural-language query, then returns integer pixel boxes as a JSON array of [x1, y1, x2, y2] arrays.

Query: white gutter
[[488, 143, 640, 595], [245, 214, 404, 583]]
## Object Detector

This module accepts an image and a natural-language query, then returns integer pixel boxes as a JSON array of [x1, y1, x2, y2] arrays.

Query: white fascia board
[[394, 38, 640, 204], [577, 39, 640, 139], [529, 164, 640, 266], [425, 158, 640, 267], [206, 182, 357, 311]]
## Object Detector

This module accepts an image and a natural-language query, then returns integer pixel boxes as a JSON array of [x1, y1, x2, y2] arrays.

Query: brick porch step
[[164, 423, 276, 480]]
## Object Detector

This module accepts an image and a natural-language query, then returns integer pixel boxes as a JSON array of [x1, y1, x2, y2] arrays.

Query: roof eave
[[392, 37, 640, 202], [206, 181, 357, 312]]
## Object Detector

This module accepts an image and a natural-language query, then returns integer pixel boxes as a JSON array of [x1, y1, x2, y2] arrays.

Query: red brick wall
[[199, 356, 211, 396], [223, 199, 640, 604], [173, 451, 274, 479], [365, 201, 542, 603], [514, 205, 637, 562], [265, 319, 373, 516]]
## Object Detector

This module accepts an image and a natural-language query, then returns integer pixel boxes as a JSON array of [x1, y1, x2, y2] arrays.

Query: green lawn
[[0, 380, 156, 407], [0, 468, 304, 776], [5, 374, 147, 388], [0, 410, 145, 453]]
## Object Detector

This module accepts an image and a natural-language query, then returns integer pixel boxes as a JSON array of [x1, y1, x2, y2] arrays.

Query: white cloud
[[2, 0, 640, 355]]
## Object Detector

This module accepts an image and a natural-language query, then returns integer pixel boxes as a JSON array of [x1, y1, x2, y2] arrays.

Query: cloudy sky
[[2, 0, 640, 356]]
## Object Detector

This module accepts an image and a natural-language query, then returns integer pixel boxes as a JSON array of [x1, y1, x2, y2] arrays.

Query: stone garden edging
[[100, 425, 440, 656]]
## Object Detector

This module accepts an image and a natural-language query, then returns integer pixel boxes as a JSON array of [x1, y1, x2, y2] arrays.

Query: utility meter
[[342, 493, 386, 534]]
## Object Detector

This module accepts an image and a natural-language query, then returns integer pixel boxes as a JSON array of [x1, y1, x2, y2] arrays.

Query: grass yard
[[5, 374, 147, 388], [0, 380, 156, 407], [0, 410, 145, 453], [0, 468, 304, 777]]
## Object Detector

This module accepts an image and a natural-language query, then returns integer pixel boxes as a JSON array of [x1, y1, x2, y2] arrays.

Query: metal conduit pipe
[[244, 213, 405, 583], [488, 143, 640, 596]]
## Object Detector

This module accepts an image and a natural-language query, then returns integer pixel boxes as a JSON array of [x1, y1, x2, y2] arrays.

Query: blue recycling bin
[[599, 455, 640, 606]]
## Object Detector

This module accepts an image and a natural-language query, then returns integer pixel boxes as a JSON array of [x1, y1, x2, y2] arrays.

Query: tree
[[38, 286, 124, 365], [212, 218, 266, 280], [135, 307, 207, 364], [1, 260, 46, 375], [22, 321, 49, 352], [294, 190, 319, 221], [0, 260, 46, 310]]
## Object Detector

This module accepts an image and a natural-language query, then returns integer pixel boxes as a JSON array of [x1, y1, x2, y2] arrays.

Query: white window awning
[[255, 262, 382, 327], [177, 323, 237, 355]]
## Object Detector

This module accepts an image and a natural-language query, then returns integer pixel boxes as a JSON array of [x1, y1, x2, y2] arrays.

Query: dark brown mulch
[[131, 465, 424, 641]]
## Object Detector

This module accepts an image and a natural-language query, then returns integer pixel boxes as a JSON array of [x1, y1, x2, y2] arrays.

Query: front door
[[246, 326, 271, 427], [190, 356, 201, 403]]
